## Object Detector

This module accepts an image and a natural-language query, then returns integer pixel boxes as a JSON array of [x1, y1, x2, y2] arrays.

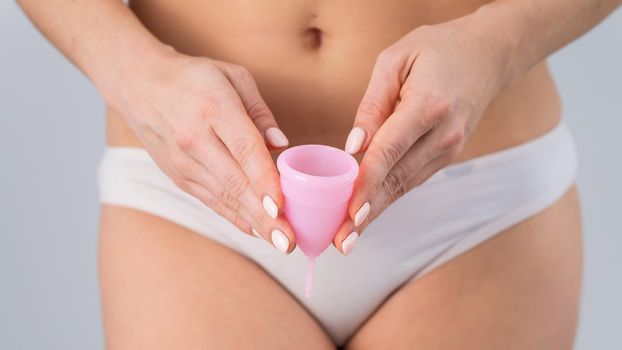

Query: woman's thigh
[[98, 205, 335, 350], [347, 186, 583, 350]]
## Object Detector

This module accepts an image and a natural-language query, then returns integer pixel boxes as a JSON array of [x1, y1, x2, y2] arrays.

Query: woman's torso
[[108, 0, 562, 163]]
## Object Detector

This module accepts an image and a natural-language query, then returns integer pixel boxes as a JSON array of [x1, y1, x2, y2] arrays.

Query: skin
[[347, 186, 583, 349], [99, 186, 582, 349], [105, 53, 300, 251], [17, 0, 619, 348], [98, 205, 335, 350], [330, 0, 622, 249]]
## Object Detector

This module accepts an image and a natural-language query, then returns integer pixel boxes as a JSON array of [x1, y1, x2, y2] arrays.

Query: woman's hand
[[110, 49, 296, 254], [332, 17, 511, 255]]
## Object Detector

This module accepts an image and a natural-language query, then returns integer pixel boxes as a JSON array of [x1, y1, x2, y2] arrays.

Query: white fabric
[[98, 121, 578, 345]]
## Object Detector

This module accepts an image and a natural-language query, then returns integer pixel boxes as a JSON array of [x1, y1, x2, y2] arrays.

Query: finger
[[181, 128, 297, 253], [347, 96, 439, 228], [188, 155, 295, 244], [373, 150, 455, 217], [331, 217, 358, 256], [136, 115, 267, 241], [217, 63, 289, 150], [175, 154, 264, 239], [250, 210, 299, 247], [186, 175, 292, 243], [184, 179, 255, 236], [377, 120, 463, 204], [342, 151, 452, 250], [209, 98, 287, 221], [161, 145, 257, 234], [345, 47, 414, 154]]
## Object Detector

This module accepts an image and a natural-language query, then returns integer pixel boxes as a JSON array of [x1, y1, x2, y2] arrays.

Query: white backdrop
[[1, 2, 620, 349]]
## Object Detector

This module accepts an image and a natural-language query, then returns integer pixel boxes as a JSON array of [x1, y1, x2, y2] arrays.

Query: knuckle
[[173, 129, 199, 151], [255, 168, 276, 193], [230, 64, 253, 81], [218, 188, 241, 213], [218, 189, 240, 213], [376, 47, 398, 66], [195, 94, 221, 120], [439, 129, 464, 151], [219, 173, 248, 211], [382, 171, 409, 203], [235, 65, 252, 77], [430, 92, 456, 117], [413, 113, 436, 131], [357, 98, 387, 119], [246, 101, 273, 122], [379, 141, 404, 167], [231, 138, 257, 168]]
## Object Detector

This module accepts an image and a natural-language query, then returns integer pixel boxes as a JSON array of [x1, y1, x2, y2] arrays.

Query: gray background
[[1, 2, 620, 349]]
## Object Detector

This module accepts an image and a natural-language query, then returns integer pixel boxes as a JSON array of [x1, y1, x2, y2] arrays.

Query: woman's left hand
[[333, 16, 512, 255]]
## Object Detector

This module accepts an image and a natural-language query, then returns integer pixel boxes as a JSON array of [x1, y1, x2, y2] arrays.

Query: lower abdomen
[[109, 0, 562, 162]]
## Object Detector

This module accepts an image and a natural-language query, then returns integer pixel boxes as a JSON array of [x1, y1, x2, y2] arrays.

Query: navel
[[302, 26, 323, 50]]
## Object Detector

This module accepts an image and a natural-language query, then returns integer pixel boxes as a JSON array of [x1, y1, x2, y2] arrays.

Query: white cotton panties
[[98, 121, 578, 345]]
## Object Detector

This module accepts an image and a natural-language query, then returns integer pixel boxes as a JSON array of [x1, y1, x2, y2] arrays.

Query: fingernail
[[263, 195, 279, 219], [345, 127, 366, 154], [251, 228, 261, 238], [265, 127, 289, 148], [354, 202, 370, 227], [271, 229, 290, 253], [342, 231, 359, 256]]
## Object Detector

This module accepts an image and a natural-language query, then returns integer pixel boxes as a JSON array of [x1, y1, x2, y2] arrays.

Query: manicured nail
[[263, 195, 279, 219], [354, 202, 370, 227], [345, 127, 366, 154], [342, 231, 359, 256], [271, 229, 289, 253], [265, 127, 289, 148], [251, 228, 261, 238]]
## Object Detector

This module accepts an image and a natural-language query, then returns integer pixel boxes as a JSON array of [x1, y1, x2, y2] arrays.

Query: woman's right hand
[[107, 48, 296, 254]]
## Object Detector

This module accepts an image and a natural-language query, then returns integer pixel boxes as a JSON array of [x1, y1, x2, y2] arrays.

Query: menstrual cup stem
[[305, 257, 316, 299]]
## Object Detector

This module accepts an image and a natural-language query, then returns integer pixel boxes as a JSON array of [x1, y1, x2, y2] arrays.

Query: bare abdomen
[[108, 0, 561, 163]]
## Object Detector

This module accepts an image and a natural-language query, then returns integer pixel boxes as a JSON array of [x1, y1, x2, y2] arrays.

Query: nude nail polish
[[271, 229, 290, 253], [342, 231, 358, 256], [251, 228, 261, 238], [265, 127, 289, 148], [345, 127, 366, 154], [354, 202, 370, 227], [263, 195, 279, 219]]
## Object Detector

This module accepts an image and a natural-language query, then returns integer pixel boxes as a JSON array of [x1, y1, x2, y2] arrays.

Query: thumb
[[345, 49, 408, 154], [218, 62, 289, 151]]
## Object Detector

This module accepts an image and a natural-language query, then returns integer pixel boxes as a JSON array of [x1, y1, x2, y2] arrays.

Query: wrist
[[461, 2, 537, 90], [91, 38, 179, 112]]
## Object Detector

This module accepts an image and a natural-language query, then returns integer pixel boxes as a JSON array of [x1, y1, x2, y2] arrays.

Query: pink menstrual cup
[[276, 144, 359, 298]]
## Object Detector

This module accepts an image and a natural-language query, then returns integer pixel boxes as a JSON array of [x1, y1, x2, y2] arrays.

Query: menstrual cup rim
[[276, 144, 359, 187]]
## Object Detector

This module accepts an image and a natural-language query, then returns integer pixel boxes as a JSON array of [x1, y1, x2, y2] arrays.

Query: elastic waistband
[[98, 121, 577, 186]]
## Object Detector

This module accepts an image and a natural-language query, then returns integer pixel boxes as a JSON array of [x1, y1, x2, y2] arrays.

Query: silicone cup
[[276, 144, 359, 298]]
